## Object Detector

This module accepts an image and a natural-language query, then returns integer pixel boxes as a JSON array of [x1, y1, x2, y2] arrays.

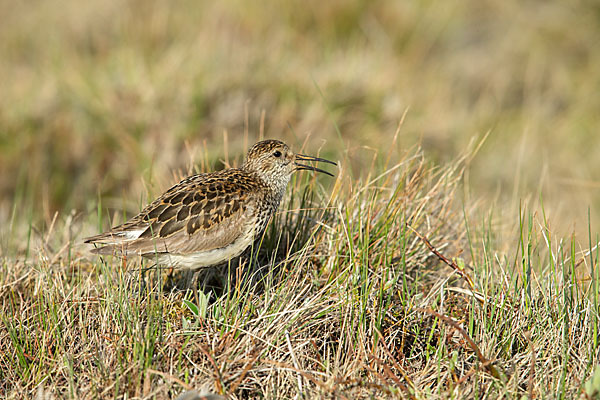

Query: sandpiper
[[84, 140, 336, 269]]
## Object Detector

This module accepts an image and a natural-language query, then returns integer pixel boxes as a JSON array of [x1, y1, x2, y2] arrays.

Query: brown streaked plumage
[[84, 140, 336, 270]]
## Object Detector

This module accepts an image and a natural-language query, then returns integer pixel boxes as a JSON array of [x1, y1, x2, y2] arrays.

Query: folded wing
[[84, 172, 259, 257]]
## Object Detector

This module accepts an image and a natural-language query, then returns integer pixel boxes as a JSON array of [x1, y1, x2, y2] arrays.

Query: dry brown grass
[[1, 0, 599, 233], [2, 1, 600, 398], [2, 145, 470, 398]]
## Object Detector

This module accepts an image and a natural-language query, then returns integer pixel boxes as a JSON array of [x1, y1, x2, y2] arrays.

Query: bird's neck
[[248, 170, 288, 205]]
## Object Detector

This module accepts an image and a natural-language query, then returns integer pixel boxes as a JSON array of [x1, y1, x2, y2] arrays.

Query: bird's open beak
[[294, 154, 337, 177]]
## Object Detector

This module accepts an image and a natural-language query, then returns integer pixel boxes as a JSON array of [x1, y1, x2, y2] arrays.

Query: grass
[[2, 140, 600, 398], [1, 0, 600, 398]]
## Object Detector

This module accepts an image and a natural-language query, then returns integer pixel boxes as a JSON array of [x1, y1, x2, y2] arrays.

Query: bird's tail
[[84, 230, 143, 256]]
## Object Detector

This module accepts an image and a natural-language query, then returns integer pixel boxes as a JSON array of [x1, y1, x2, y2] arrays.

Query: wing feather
[[84, 169, 262, 259]]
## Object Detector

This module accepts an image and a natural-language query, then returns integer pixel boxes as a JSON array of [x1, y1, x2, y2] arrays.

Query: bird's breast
[[253, 191, 284, 235]]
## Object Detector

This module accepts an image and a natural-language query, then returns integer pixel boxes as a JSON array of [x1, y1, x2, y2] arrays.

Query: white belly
[[154, 234, 255, 270]]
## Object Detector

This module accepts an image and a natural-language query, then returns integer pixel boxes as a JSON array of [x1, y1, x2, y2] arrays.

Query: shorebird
[[84, 140, 335, 270]]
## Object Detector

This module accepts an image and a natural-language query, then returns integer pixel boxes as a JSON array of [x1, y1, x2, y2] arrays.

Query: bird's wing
[[84, 171, 261, 256]]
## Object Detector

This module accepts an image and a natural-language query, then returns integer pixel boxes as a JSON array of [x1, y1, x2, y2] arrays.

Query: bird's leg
[[191, 271, 200, 304], [140, 262, 147, 296], [168, 269, 201, 303]]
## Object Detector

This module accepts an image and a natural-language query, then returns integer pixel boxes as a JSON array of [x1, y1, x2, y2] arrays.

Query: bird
[[84, 139, 336, 270]]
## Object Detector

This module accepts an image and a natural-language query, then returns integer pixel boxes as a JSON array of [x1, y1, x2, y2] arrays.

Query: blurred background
[[1, 0, 599, 238]]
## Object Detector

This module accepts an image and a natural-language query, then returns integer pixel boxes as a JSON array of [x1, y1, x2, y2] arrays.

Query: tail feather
[[84, 229, 145, 244], [84, 229, 145, 256]]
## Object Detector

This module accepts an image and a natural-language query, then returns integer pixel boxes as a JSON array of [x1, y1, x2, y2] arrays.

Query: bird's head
[[243, 139, 336, 190]]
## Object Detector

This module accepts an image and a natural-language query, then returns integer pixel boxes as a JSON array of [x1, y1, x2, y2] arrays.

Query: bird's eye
[[273, 151, 282, 158]]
